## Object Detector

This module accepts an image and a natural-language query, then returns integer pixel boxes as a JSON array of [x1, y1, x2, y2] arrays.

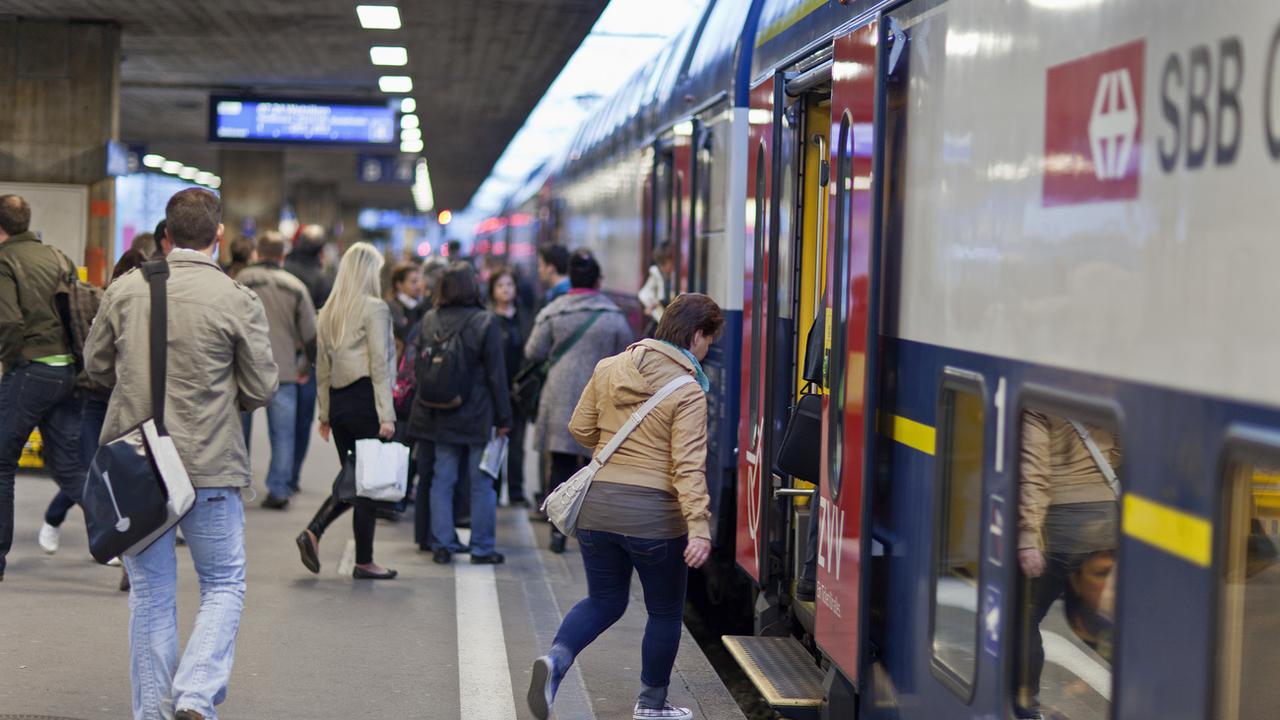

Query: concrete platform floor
[[0, 411, 746, 720]]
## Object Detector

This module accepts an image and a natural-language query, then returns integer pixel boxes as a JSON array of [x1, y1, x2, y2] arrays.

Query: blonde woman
[[295, 242, 398, 580]]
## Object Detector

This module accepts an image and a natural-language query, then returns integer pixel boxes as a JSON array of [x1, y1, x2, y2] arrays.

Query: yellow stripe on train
[[1122, 494, 1213, 568], [887, 414, 936, 456]]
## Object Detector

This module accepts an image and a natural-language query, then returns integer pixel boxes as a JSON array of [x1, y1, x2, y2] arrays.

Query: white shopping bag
[[354, 439, 410, 502]]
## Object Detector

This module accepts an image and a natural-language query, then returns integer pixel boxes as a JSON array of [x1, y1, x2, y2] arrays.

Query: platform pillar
[[219, 149, 284, 252]]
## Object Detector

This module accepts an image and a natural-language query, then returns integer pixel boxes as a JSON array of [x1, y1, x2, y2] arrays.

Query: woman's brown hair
[[487, 265, 516, 302], [654, 293, 724, 348], [435, 261, 482, 308]]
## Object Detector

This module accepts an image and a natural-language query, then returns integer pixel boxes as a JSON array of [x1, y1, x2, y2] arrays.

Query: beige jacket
[[316, 295, 395, 424], [234, 262, 316, 382], [569, 339, 712, 539], [1018, 410, 1122, 552], [84, 250, 279, 488]]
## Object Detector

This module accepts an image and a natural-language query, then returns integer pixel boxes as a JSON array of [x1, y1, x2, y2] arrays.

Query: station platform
[[0, 415, 746, 720]]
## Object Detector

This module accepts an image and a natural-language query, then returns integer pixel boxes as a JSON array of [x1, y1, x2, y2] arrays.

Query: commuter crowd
[[0, 189, 719, 720]]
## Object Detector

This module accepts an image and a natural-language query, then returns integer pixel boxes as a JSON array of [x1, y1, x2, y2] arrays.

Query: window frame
[[827, 112, 853, 500], [928, 367, 989, 703], [747, 141, 767, 450]]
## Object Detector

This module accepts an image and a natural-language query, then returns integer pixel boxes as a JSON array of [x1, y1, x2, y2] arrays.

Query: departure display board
[[210, 96, 397, 145]]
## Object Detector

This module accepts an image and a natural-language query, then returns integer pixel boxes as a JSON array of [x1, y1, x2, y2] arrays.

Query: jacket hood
[[541, 291, 621, 318], [602, 339, 695, 405]]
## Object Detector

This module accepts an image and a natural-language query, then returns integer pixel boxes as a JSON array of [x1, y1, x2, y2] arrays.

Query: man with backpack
[[0, 194, 89, 582]]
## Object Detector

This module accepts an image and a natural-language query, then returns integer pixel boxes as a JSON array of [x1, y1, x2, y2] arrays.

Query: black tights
[[306, 379, 379, 565]]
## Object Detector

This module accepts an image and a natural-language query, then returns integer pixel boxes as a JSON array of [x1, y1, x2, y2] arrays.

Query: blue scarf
[[661, 341, 710, 393]]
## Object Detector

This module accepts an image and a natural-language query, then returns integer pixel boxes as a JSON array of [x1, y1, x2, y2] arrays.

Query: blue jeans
[[45, 394, 108, 526], [292, 373, 316, 492], [431, 442, 496, 556], [263, 384, 298, 499], [0, 363, 84, 575], [123, 487, 246, 720], [551, 530, 689, 706]]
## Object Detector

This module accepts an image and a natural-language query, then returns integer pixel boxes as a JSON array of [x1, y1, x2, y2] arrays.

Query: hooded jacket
[[407, 305, 513, 446], [568, 339, 712, 540]]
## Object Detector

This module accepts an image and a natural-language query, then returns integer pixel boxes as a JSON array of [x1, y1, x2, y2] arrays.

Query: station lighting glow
[[413, 158, 434, 213], [437, 209, 452, 226], [673, 120, 694, 137], [356, 5, 401, 30], [194, 171, 213, 185], [400, 114, 419, 130], [379, 75, 413, 93], [142, 154, 165, 168], [208, 177, 222, 189], [178, 166, 198, 180], [401, 128, 422, 142], [369, 46, 408, 66], [416, 241, 431, 256], [401, 138, 424, 153], [161, 161, 183, 174], [400, 98, 416, 113]]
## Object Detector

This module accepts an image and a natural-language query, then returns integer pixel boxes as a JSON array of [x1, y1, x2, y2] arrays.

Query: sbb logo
[[1044, 40, 1146, 206]]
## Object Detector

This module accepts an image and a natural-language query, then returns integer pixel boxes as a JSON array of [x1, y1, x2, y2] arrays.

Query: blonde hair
[[318, 242, 385, 349]]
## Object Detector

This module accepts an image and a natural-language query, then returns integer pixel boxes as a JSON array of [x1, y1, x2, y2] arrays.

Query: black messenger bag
[[775, 390, 823, 483], [81, 260, 195, 564]]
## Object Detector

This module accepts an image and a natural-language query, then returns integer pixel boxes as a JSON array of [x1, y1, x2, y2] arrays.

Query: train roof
[[750, 0, 869, 80], [669, 0, 764, 114]]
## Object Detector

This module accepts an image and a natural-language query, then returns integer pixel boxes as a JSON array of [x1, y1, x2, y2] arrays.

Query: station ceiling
[[1, 0, 608, 212]]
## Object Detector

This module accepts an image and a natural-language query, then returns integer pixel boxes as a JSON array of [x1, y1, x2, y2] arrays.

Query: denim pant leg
[[291, 374, 317, 491], [264, 385, 298, 499], [173, 488, 247, 717], [122, 526, 180, 719], [38, 368, 85, 507], [627, 535, 689, 706], [466, 442, 498, 556], [430, 443, 467, 551], [552, 530, 633, 658]]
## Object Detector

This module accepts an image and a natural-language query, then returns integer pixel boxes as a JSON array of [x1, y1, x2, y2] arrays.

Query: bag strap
[[1069, 420, 1120, 498], [546, 310, 604, 371], [142, 260, 170, 433], [595, 374, 696, 465]]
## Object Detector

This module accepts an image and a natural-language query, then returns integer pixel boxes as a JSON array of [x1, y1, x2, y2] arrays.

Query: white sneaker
[[38, 523, 60, 554], [106, 556, 122, 567], [633, 702, 693, 720]]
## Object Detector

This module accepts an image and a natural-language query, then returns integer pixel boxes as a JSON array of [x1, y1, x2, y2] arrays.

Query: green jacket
[[0, 232, 71, 367]]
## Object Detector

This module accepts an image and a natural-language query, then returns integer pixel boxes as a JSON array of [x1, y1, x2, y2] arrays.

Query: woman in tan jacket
[[526, 293, 721, 720]]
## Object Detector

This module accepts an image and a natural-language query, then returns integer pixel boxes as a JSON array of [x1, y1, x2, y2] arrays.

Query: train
[[475, 1, 1280, 719]]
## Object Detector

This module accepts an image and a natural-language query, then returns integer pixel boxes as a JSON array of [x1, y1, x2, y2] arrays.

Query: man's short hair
[[165, 189, 221, 250], [229, 235, 257, 264], [256, 231, 287, 261], [655, 293, 725, 349], [568, 249, 600, 289], [538, 243, 570, 275], [0, 195, 32, 236]]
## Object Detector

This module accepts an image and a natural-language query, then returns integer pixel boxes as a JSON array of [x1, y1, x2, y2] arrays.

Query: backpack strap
[[594, 374, 696, 465], [141, 260, 170, 434], [545, 310, 603, 372], [1069, 420, 1120, 498]]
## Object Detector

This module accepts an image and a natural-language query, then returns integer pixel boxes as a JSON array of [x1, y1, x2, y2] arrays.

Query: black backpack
[[415, 311, 477, 410]]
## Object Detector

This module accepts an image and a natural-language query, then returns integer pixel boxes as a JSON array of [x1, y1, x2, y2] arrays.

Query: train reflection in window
[[931, 382, 985, 697], [1016, 410, 1121, 720], [1217, 458, 1280, 720]]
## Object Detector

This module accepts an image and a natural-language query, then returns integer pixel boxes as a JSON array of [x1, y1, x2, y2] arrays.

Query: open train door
[[815, 20, 881, 704]]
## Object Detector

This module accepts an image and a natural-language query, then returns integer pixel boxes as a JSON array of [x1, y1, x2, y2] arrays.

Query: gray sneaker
[[633, 702, 693, 720]]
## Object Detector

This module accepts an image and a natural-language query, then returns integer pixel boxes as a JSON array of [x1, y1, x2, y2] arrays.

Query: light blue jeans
[[431, 442, 497, 557], [264, 384, 298, 499], [123, 487, 247, 720]]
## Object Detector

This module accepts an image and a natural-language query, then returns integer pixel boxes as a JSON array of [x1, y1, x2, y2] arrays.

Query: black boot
[[549, 529, 566, 554]]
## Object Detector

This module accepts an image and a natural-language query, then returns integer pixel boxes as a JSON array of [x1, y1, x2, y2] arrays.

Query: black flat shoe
[[295, 531, 320, 574], [549, 532, 566, 554], [353, 566, 398, 580], [433, 548, 453, 564], [471, 552, 505, 565], [261, 494, 289, 510]]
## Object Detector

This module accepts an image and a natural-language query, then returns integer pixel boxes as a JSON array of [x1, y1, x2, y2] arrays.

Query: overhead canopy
[[2, 0, 608, 210]]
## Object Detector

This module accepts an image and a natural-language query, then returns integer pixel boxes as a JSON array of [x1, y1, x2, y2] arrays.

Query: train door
[[652, 133, 693, 299]]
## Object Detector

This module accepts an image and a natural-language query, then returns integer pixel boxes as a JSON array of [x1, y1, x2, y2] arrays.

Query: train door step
[[722, 635, 823, 719]]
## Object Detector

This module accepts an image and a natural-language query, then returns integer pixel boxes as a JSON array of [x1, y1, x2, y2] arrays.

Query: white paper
[[479, 433, 508, 480]]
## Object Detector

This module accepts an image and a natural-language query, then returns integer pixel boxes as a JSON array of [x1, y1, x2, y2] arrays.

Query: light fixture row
[[358, 6, 420, 156], [141, 154, 222, 189]]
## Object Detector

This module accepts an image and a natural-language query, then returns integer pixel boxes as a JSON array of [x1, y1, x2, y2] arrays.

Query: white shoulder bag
[[541, 374, 695, 535]]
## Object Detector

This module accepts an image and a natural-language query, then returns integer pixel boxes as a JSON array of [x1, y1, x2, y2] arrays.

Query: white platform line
[[456, 563, 518, 720], [336, 539, 355, 577]]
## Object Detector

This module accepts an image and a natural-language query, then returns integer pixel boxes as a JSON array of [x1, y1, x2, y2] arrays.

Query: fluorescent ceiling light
[[142, 154, 165, 168], [400, 98, 416, 113], [400, 114, 419, 129], [356, 5, 401, 30], [178, 166, 198, 180], [401, 127, 422, 142], [379, 75, 413, 93], [161, 161, 182, 174], [208, 177, 222, 189], [401, 138, 424, 153], [194, 172, 213, 184], [370, 46, 408, 66]]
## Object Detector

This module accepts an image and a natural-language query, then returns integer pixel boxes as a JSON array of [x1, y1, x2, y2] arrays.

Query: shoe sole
[[633, 711, 692, 720], [527, 657, 552, 720], [295, 534, 320, 574]]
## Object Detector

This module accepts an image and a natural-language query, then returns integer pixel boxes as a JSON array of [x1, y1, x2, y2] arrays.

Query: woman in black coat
[[488, 267, 532, 506]]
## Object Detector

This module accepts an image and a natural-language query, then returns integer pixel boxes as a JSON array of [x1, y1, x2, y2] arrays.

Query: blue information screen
[[210, 96, 397, 145]]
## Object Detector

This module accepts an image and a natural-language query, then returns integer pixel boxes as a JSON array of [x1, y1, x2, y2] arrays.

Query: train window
[[692, 130, 712, 294], [930, 373, 986, 698], [1216, 443, 1280, 720], [827, 113, 852, 498], [1014, 409, 1121, 720]]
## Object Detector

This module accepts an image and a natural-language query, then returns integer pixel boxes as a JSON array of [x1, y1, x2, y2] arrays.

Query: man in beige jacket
[[85, 188, 278, 720]]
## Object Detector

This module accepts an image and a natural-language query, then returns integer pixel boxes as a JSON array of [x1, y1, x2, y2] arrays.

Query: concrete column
[[292, 181, 341, 234], [219, 148, 284, 251], [337, 202, 362, 252], [0, 18, 120, 283]]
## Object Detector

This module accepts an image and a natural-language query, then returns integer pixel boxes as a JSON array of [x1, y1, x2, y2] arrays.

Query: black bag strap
[[545, 310, 603, 372], [142, 260, 169, 433]]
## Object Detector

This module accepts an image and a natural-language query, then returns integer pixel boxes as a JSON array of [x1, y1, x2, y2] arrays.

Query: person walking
[[524, 250, 632, 553], [489, 267, 532, 506], [294, 242, 399, 580], [0, 194, 88, 583], [235, 232, 318, 508], [537, 243, 570, 305], [408, 262, 513, 565], [84, 188, 279, 720], [284, 224, 333, 493], [527, 293, 722, 720]]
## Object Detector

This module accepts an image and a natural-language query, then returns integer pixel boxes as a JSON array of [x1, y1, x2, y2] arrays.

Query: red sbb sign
[[1043, 40, 1146, 206]]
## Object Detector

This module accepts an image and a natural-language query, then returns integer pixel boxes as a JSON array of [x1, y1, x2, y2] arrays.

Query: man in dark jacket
[[0, 194, 85, 581], [284, 223, 333, 492]]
